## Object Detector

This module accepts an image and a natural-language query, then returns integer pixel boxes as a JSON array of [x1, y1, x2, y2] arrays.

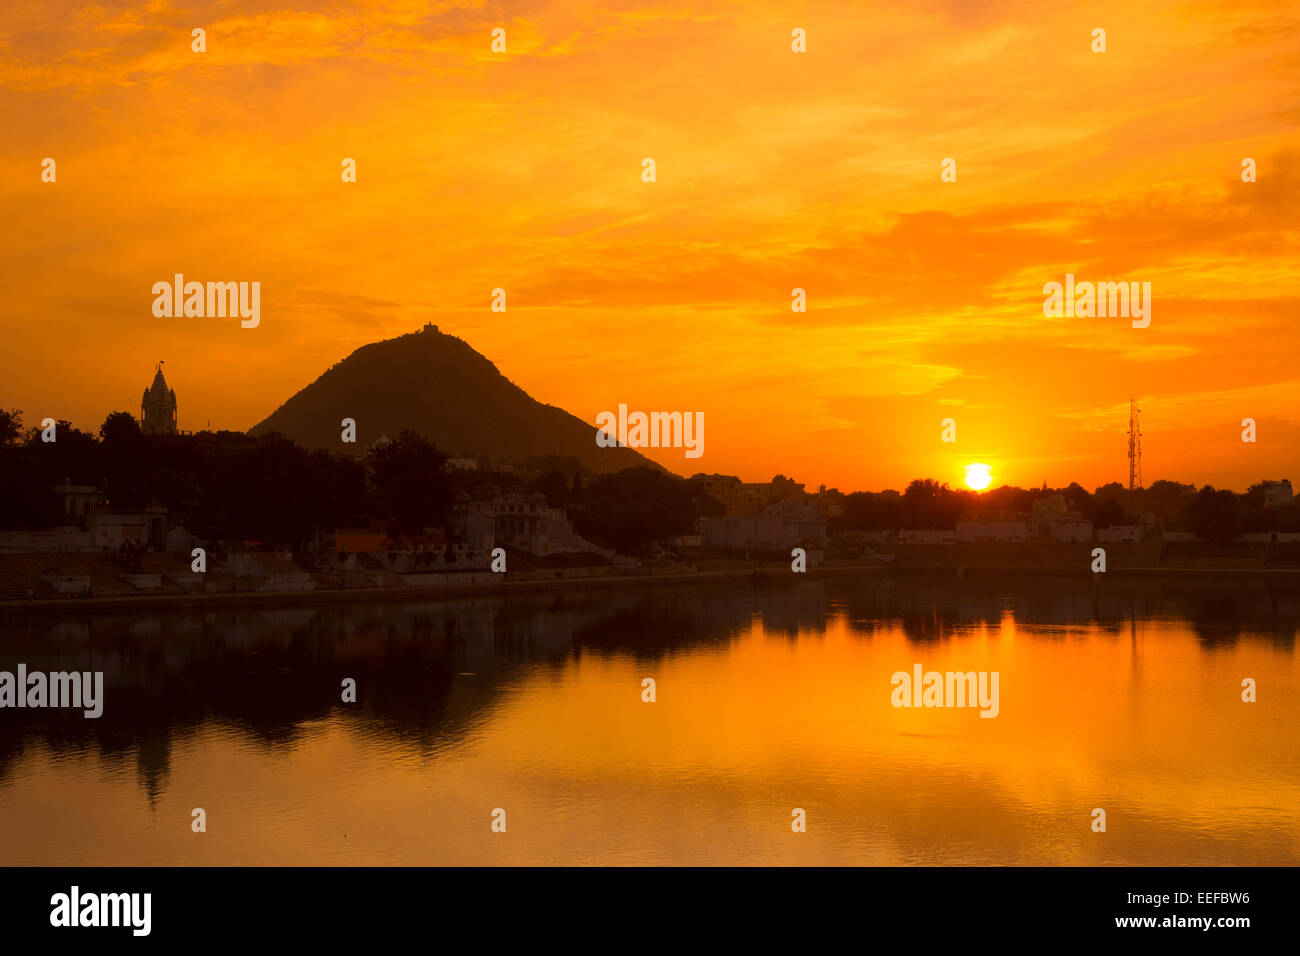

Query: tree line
[[0, 409, 707, 552], [1, 408, 1292, 552], [828, 478, 1298, 544]]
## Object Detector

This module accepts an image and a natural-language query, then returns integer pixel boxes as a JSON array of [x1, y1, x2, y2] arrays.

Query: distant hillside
[[248, 325, 655, 474]]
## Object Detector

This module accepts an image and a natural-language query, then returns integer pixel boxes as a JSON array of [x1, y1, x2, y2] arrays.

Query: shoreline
[[2, 564, 849, 616], [3, 562, 1300, 616]]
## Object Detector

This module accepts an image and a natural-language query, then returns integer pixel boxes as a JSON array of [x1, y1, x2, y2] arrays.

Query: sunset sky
[[2, 0, 1297, 492]]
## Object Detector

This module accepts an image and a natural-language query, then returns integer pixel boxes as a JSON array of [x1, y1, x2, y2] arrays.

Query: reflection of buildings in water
[[746, 579, 830, 640], [0, 575, 1295, 804], [135, 729, 171, 808], [1, 588, 722, 799], [833, 575, 1300, 647]]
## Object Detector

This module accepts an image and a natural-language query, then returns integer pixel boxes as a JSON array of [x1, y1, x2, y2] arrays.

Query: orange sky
[[2, 0, 1297, 492]]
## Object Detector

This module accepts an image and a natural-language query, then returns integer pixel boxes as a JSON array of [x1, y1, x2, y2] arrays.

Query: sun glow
[[965, 463, 993, 491]]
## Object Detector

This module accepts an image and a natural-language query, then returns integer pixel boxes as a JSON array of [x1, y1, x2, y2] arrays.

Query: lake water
[[1, 574, 1297, 865]]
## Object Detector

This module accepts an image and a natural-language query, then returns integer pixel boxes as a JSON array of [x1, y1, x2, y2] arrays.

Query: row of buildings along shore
[[687, 473, 1297, 548], [5, 470, 1298, 596], [3, 367, 1298, 599], [20, 470, 1294, 555]]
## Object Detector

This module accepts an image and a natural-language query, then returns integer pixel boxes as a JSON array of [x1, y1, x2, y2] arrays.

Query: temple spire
[[141, 363, 178, 435]]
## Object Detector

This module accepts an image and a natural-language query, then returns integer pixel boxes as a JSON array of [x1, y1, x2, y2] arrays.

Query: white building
[[699, 498, 827, 551], [1028, 495, 1093, 542], [1263, 479, 1294, 509], [52, 480, 101, 526], [455, 492, 587, 558]]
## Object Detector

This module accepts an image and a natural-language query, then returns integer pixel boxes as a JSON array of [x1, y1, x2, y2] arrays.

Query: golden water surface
[[1, 575, 1296, 865]]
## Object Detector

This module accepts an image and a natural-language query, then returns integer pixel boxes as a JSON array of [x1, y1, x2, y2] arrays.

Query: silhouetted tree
[[1063, 482, 1091, 512], [576, 467, 698, 551], [902, 479, 971, 528], [1142, 480, 1197, 523], [0, 409, 21, 447], [366, 430, 452, 535], [529, 471, 569, 508], [837, 490, 904, 530], [1189, 486, 1240, 545], [1093, 481, 1126, 503], [979, 485, 1033, 516], [1091, 497, 1125, 529], [24, 419, 98, 485], [99, 411, 141, 445], [0, 409, 57, 528]]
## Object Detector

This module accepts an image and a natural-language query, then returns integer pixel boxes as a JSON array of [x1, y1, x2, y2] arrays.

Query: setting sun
[[964, 463, 993, 491]]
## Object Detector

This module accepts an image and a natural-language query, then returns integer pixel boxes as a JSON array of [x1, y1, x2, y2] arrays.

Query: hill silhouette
[[248, 325, 655, 473]]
